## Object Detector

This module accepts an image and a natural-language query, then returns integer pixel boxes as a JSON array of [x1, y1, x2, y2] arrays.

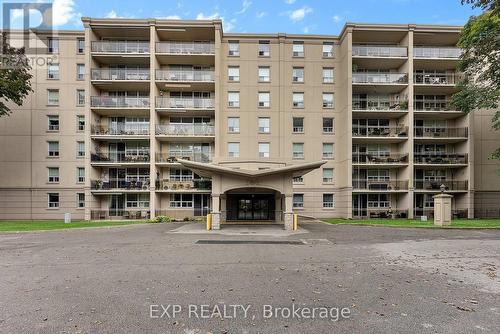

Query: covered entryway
[[225, 188, 279, 222]]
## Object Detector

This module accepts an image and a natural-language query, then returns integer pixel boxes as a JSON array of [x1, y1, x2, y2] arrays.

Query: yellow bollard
[[293, 214, 298, 231], [207, 213, 212, 230]]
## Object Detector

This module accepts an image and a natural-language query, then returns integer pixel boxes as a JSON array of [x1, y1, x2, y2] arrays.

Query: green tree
[[453, 1, 500, 159], [0, 34, 33, 117]]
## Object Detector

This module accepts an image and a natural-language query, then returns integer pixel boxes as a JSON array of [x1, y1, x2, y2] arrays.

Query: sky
[[2, 0, 482, 34]]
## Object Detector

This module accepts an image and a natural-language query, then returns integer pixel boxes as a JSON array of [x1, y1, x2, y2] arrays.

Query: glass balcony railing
[[352, 45, 408, 57], [414, 179, 468, 191], [414, 208, 468, 218], [352, 98, 408, 111], [91, 178, 150, 190], [91, 210, 150, 220], [413, 100, 457, 112], [91, 68, 150, 81], [413, 73, 463, 85], [156, 42, 215, 55], [352, 126, 408, 137], [414, 47, 462, 59], [156, 69, 215, 82], [91, 96, 150, 108], [156, 178, 212, 191], [352, 153, 409, 164], [156, 152, 213, 163], [91, 152, 150, 163], [353, 179, 409, 190], [414, 127, 468, 138], [91, 124, 150, 136], [414, 153, 468, 164], [352, 72, 408, 84], [156, 124, 215, 136], [156, 97, 215, 109], [91, 41, 150, 54]]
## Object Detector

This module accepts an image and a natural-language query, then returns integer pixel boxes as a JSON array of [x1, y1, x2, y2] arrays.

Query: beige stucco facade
[[0, 19, 499, 221]]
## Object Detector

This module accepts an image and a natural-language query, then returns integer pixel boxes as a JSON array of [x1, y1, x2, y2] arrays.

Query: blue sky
[[3, 0, 481, 34]]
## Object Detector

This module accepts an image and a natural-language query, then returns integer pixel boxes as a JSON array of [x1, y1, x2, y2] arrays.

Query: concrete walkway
[[169, 222, 309, 236]]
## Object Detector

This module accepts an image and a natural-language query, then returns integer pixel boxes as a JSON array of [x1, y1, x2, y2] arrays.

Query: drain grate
[[196, 240, 304, 245]]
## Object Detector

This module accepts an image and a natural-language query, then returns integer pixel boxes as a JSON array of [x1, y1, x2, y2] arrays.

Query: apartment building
[[0, 19, 499, 224]]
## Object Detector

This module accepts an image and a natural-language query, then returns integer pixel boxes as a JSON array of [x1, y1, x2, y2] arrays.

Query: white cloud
[[303, 26, 310, 33], [105, 10, 118, 19], [284, 0, 296, 4], [51, 0, 81, 27], [196, 12, 236, 32], [196, 12, 221, 20], [256, 11, 267, 19], [333, 15, 342, 22], [288, 6, 312, 22], [236, 0, 252, 15], [163, 15, 181, 20]]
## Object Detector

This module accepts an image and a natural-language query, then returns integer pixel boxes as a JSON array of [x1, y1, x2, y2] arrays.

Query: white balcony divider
[[91, 68, 150, 80], [156, 41, 215, 55], [91, 96, 150, 108], [352, 45, 408, 57], [91, 41, 150, 53], [156, 69, 215, 82], [352, 72, 408, 84], [156, 124, 215, 136], [414, 47, 462, 59], [156, 97, 215, 109]]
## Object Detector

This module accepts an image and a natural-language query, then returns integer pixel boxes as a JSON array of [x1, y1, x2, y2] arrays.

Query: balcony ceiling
[[92, 81, 150, 91], [156, 26, 215, 41], [352, 84, 409, 94], [414, 32, 459, 46], [352, 57, 407, 69], [91, 26, 150, 39], [91, 55, 151, 65], [352, 30, 407, 44]]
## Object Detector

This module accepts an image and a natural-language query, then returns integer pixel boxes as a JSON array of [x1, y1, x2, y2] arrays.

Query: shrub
[[149, 216, 173, 223]]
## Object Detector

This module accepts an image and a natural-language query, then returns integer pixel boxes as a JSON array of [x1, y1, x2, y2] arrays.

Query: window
[[170, 194, 193, 208], [293, 117, 304, 133], [323, 93, 334, 108], [228, 142, 240, 157], [258, 117, 270, 133], [77, 141, 85, 157], [293, 92, 304, 108], [48, 64, 59, 79], [323, 143, 334, 159], [292, 42, 304, 57], [259, 40, 270, 56], [323, 194, 334, 208], [323, 118, 334, 133], [126, 194, 150, 208], [77, 115, 85, 131], [48, 193, 59, 208], [368, 194, 390, 209], [292, 67, 304, 83], [48, 167, 59, 183], [323, 168, 334, 183], [228, 66, 240, 81], [259, 142, 270, 158], [76, 89, 85, 106], [228, 117, 240, 133], [48, 115, 59, 131], [77, 38, 85, 54], [322, 42, 334, 58], [77, 193, 85, 208], [48, 38, 59, 53], [293, 194, 304, 208], [323, 68, 334, 83], [258, 92, 270, 108], [228, 91, 240, 107], [258, 66, 270, 82], [293, 176, 304, 184], [77, 64, 85, 80], [228, 41, 240, 56], [48, 141, 59, 157], [47, 89, 59, 106], [293, 143, 304, 159], [77, 167, 85, 183]]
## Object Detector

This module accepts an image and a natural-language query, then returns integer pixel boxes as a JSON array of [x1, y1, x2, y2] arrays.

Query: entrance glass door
[[109, 194, 125, 216]]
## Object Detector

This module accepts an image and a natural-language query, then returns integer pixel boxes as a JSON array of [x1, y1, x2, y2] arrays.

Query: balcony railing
[[414, 153, 468, 164], [414, 180, 468, 191], [353, 153, 409, 164], [156, 42, 215, 55], [91, 41, 150, 54], [352, 98, 408, 111], [91, 96, 150, 108], [414, 47, 462, 59], [156, 178, 212, 191], [414, 73, 463, 85], [91, 178, 150, 190], [352, 72, 408, 84], [353, 208, 408, 219], [91, 124, 150, 136], [352, 126, 408, 137], [156, 124, 215, 136], [414, 208, 468, 219], [156, 69, 214, 82], [156, 97, 214, 109], [91, 210, 150, 220], [352, 45, 408, 57], [91, 152, 150, 163], [91, 68, 150, 81], [156, 152, 212, 163], [414, 100, 457, 112], [414, 127, 468, 138], [353, 179, 409, 190]]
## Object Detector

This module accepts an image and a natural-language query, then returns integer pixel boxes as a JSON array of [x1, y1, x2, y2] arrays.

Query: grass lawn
[[0, 220, 148, 232], [323, 218, 500, 228]]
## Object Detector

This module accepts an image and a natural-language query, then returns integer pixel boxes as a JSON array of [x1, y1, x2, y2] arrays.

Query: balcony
[[91, 96, 150, 109], [414, 153, 468, 165], [156, 97, 215, 110], [91, 209, 150, 220], [156, 152, 213, 164], [91, 124, 150, 137], [413, 99, 464, 118], [414, 208, 468, 219], [352, 45, 408, 68], [156, 69, 214, 82], [352, 73, 408, 93], [414, 73, 463, 94], [91, 68, 150, 81], [91, 152, 150, 164], [414, 180, 468, 191], [91, 178, 150, 191], [156, 42, 215, 55], [353, 208, 409, 219], [352, 98, 408, 118], [414, 47, 462, 59], [352, 126, 408, 143], [353, 179, 409, 191], [414, 127, 468, 142], [91, 41, 150, 54], [155, 178, 212, 192], [353, 153, 409, 165], [156, 124, 215, 138]]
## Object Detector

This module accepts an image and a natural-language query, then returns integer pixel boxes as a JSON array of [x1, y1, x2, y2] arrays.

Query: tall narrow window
[[293, 194, 304, 208], [77, 38, 85, 54], [77, 115, 85, 131], [228, 41, 239, 56], [228, 142, 240, 157], [48, 115, 59, 131], [48, 64, 59, 79], [323, 168, 334, 183], [322, 42, 334, 58], [323, 93, 334, 108], [48, 141, 59, 157], [48, 38, 59, 53], [77, 167, 85, 183], [48, 167, 59, 183], [258, 66, 270, 82], [292, 92, 304, 108], [47, 89, 59, 106], [77, 64, 85, 80], [48, 193, 59, 208], [292, 67, 304, 83], [258, 92, 270, 108], [228, 117, 240, 133], [77, 141, 85, 157], [323, 68, 334, 83], [293, 143, 304, 159], [258, 117, 270, 133], [258, 41, 270, 57], [323, 194, 334, 208], [293, 117, 304, 133], [228, 91, 240, 107], [76, 89, 85, 106], [292, 42, 304, 57], [77, 193, 85, 208], [259, 142, 270, 158], [323, 117, 334, 133], [228, 66, 240, 81], [323, 143, 334, 159]]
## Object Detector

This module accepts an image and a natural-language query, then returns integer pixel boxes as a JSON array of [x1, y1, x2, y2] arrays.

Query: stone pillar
[[283, 194, 294, 231], [433, 194, 453, 226], [211, 194, 221, 230]]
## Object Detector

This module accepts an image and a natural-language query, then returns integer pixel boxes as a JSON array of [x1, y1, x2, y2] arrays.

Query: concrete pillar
[[433, 194, 453, 226], [211, 194, 221, 230], [275, 194, 282, 222], [283, 194, 294, 230]]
